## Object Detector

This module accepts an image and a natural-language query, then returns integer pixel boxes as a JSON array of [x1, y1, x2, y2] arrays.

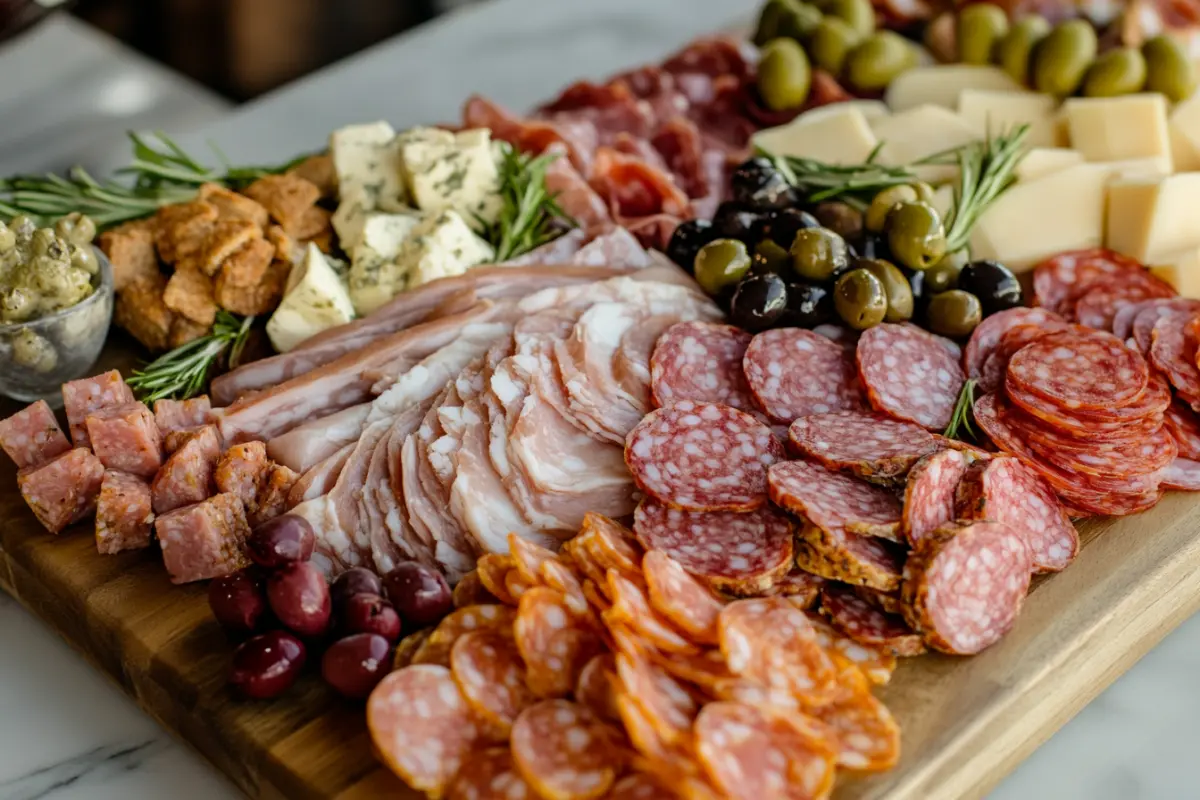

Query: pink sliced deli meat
[[151, 424, 221, 514], [17, 447, 105, 533], [62, 370, 135, 447], [95, 470, 155, 554], [0, 399, 71, 469], [156, 492, 251, 584], [86, 402, 164, 478]]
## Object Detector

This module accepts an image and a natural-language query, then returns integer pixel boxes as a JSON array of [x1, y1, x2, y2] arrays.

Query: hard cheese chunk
[[268, 243, 357, 352], [1106, 173, 1200, 263], [885, 65, 1024, 112], [397, 127, 503, 227], [1151, 248, 1200, 297], [970, 163, 1110, 272], [395, 210, 496, 290], [750, 106, 879, 165], [1064, 94, 1172, 168], [330, 122, 407, 210], [1169, 91, 1200, 171], [348, 212, 423, 315], [871, 105, 981, 183], [958, 89, 1061, 148], [1015, 147, 1084, 182]]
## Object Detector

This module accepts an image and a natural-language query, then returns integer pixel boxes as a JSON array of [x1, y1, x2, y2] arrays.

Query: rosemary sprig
[[481, 145, 575, 262], [764, 147, 920, 211], [943, 378, 980, 442], [126, 312, 254, 403]]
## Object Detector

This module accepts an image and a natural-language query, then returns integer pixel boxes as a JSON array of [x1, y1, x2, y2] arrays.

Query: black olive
[[781, 282, 835, 328], [666, 219, 717, 272], [731, 157, 799, 211], [752, 207, 821, 250], [854, 232, 894, 262], [957, 259, 1024, 316], [730, 274, 789, 332], [905, 267, 929, 316], [712, 202, 764, 242]]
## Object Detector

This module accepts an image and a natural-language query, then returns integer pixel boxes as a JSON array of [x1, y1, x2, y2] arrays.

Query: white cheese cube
[[1015, 148, 1084, 182], [267, 244, 357, 353], [1106, 173, 1200, 263], [1151, 249, 1200, 298], [330, 122, 407, 210], [396, 210, 496, 291], [1098, 156, 1173, 181], [398, 127, 503, 227], [751, 106, 879, 165], [1169, 92, 1200, 171], [790, 99, 891, 124], [1064, 94, 1172, 168], [957, 90, 1062, 148], [348, 212, 422, 315], [969, 163, 1111, 272], [870, 105, 982, 184], [885, 65, 1024, 113]]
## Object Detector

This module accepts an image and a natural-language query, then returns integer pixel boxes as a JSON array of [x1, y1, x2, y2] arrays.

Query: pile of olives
[[753, 0, 919, 110], [668, 158, 1024, 338]]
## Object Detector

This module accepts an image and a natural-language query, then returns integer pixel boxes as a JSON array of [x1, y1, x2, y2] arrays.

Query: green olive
[[823, 0, 876, 39], [926, 289, 983, 338], [886, 201, 947, 271], [958, 3, 1009, 65], [1032, 20, 1098, 97], [924, 252, 965, 294], [865, 185, 920, 233], [910, 182, 936, 204], [753, 0, 793, 46], [812, 201, 864, 241], [1144, 34, 1197, 103], [1083, 48, 1147, 97], [810, 17, 861, 76], [779, 2, 824, 40], [790, 227, 851, 282], [995, 16, 1050, 85], [753, 239, 791, 276], [845, 31, 918, 91], [694, 238, 752, 295], [834, 268, 888, 330], [757, 38, 813, 111], [858, 258, 913, 322]]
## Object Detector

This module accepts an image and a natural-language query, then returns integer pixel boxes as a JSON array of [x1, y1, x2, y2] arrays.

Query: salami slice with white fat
[[450, 630, 536, 739], [515, 587, 604, 699], [642, 549, 725, 644], [650, 321, 754, 410], [718, 597, 837, 703], [1160, 457, 1200, 491], [794, 523, 906, 592], [768, 460, 903, 542], [964, 307, 1064, 379], [1073, 283, 1171, 332], [819, 584, 924, 657], [1032, 248, 1173, 316], [510, 700, 625, 800], [856, 323, 965, 430], [624, 401, 783, 512], [788, 411, 938, 486], [1164, 398, 1200, 460], [1007, 327, 1148, 410], [446, 747, 535, 800], [1150, 310, 1200, 400], [902, 448, 969, 547], [743, 328, 864, 423], [1131, 299, 1200, 353]]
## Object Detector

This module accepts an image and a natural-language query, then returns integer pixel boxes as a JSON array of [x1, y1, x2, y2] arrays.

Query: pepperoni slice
[[743, 328, 865, 423], [450, 630, 536, 739], [413, 605, 517, 667], [625, 401, 784, 512], [614, 649, 699, 747], [511, 700, 625, 800], [1132, 299, 1200, 353], [643, 550, 725, 644], [650, 321, 755, 410], [856, 323, 966, 430], [768, 460, 903, 541], [794, 523, 906, 592], [446, 747, 534, 800], [902, 448, 970, 547], [1032, 247, 1171, 315], [575, 514, 643, 578], [1161, 457, 1200, 491], [509, 533, 557, 584], [615, 692, 695, 775], [1005, 372, 1171, 434], [1150, 309, 1200, 399], [606, 773, 674, 800], [367, 665, 481, 796], [515, 587, 604, 699], [815, 686, 902, 772], [718, 597, 837, 705], [806, 611, 897, 686], [901, 520, 1033, 655], [506, 569, 537, 603], [1074, 282, 1172, 331], [964, 307, 1065, 379], [1027, 425, 1177, 480], [606, 570, 699, 654], [540, 559, 590, 617], [819, 584, 924, 657], [977, 322, 1065, 395], [787, 411, 939, 486], [477, 554, 520, 606], [1164, 398, 1200, 460], [647, 647, 734, 692], [452, 571, 498, 609], [1007, 327, 1148, 410], [1113, 298, 1160, 340], [575, 653, 620, 722], [632, 501, 795, 594]]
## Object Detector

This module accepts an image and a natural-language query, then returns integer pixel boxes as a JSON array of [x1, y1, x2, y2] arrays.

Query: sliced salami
[[508, 534, 557, 585], [1132, 299, 1200, 354], [605, 773, 673, 800], [647, 647, 734, 692], [476, 554, 519, 606], [819, 584, 924, 657], [794, 523, 906, 592], [856, 323, 965, 430], [1160, 457, 1200, 491], [0, 400, 70, 470], [539, 558, 590, 617], [413, 604, 517, 668], [902, 448, 969, 547], [649, 321, 754, 410], [900, 520, 1032, 655], [768, 460, 902, 542], [515, 587, 604, 699], [1032, 248, 1172, 315], [1026, 425, 1177, 481], [806, 612, 897, 686], [575, 653, 620, 723], [449, 630, 536, 740], [446, 747, 534, 800], [510, 700, 625, 800], [451, 571, 498, 609], [742, 328, 864, 423], [1007, 328, 1148, 410], [816, 687, 902, 772], [393, 630, 432, 671], [1150, 309, 1200, 399], [1073, 282, 1172, 331], [642, 550, 725, 644], [1005, 372, 1171, 435], [964, 307, 1065, 379], [1113, 298, 1160, 340], [977, 322, 1066, 394], [761, 567, 826, 609], [624, 401, 783, 512], [718, 597, 837, 704], [614, 649, 698, 747], [787, 411, 938, 486], [607, 571, 699, 654], [853, 586, 904, 617], [632, 501, 794, 594], [1164, 398, 1200, 460]]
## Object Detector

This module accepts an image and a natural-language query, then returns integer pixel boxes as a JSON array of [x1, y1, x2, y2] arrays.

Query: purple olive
[[247, 514, 315, 568], [384, 561, 452, 628], [208, 569, 268, 637], [340, 593, 402, 643], [230, 630, 306, 699], [330, 567, 384, 610], [267, 561, 332, 637], [321, 633, 391, 699]]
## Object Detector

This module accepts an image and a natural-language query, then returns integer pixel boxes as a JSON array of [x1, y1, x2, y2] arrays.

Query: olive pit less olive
[[1032, 19, 1098, 97], [812, 201, 863, 241], [924, 251, 965, 294], [809, 17, 861, 76], [758, 38, 813, 111], [846, 31, 918, 92], [834, 268, 888, 330], [694, 238, 752, 295], [1083, 48, 1146, 97], [926, 289, 983, 338], [858, 258, 914, 322], [753, 0, 795, 45], [790, 227, 851, 282], [780, 3, 825, 40], [995, 15, 1051, 85], [823, 0, 876, 39], [865, 185, 920, 233], [958, 3, 1009, 65], [1143, 35, 1197, 103], [885, 201, 947, 271]]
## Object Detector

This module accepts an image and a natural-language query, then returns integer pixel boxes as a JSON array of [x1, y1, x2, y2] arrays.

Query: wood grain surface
[[3, 341, 1200, 800]]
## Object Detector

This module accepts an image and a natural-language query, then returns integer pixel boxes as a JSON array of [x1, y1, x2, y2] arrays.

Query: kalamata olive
[[905, 268, 929, 317], [694, 239, 753, 296], [886, 201, 947, 271], [208, 568, 268, 638], [731, 157, 797, 210], [230, 630, 306, 700], [751, 240, 791, 276], [267, 562, 332, 637], [247, 514, 315, 568], [753, 207, 820, 250], [790, 227, 851, 282], [712, 202, 763, 241], [834, 268, 888, 330], [340, 593, 402, 643], [322, 633, 391, 700], [865, 185, 919, 233], [729, 274, 789, 332], [331, 567, 385, 610], [858, 258, 914, 322], [385, 561, 453, 628], [811, 201, 863, 241], [957, 259, 1023, 316], [926, 289, 983, 338], [781, 282, 835, 328], [665, 219, 716, 272]]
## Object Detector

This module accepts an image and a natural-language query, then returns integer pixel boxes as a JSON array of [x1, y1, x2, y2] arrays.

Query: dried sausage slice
[[794, 524, 906, 592], [1150, 309, 1200, 399], [1161, 457, 1200, 491], [815, 687, 902, 772], [964, 307, 1064, 379], [743, 328, 865, 423], [413, 604, 517, 668], [768, 460, 902, 541], [761, 568, 825, 609], [1007, 327, 1148, 410], [902, 448, 969, 547], [575, 653, 620, 723], [450, 630, 536, 740], [819, 584, 924, 657], [650, 321, 754, 410], [856, 323, 965, 430], [1032, 248, 1172, 316], [515, 587, 604, 699], [1074, 283, 1172, 331], [787, 411, 938, 486], [718, 597, 837, 705], [1164, 398, 1200, 460], [614, 648, 698, 746], [446, 747, 534, 800], [643, 550, 725, 644], [510, 700, 625, 800], [806, 612, 897, 686], [1131, 299, 1200, 353], [606, 571, 699, 654]]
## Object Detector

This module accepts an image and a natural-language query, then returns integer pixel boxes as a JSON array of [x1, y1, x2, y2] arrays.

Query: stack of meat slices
[[368, 516, 901, 799]]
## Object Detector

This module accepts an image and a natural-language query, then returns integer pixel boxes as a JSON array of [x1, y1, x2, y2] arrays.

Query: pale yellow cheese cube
[[871, 105, 982, 183], [1064, 94, 1172, 168], [1151, 249, 1200, 298], [1169, 92, 1200, 171], [751, 106, 879, 165], [969, 164, 1111, 272], [1015, 148, 1085, 182], [1098, 156, 1173, 181], [885, 65, 1025, 112], [1106, 173, 1200, 263], [793, 99, 890, 124], [957, 90, 1062, 148]]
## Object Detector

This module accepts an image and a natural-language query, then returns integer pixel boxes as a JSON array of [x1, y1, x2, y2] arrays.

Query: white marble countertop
[[2, 2, 1199, 798]]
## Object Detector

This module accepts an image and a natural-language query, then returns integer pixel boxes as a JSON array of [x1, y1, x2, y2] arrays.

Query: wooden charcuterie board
[[4, 342, 1200, 800]]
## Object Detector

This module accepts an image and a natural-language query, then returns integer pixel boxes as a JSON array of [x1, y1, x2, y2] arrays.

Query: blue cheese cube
[[396, 210, 496, 290], [347, 212, 422, 315], [398, 127, 503, 228], [330, 122, 407, 210], [267, 244, 357, 353]]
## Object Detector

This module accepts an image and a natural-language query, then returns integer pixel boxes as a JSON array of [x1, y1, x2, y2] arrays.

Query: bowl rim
[[0, 245, 114, 333]]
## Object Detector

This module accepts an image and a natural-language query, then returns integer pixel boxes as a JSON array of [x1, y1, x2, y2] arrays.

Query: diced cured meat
[[964, 307, 1065, 380], [624, 401, 783, 512], [761, 568, 825, 608], [902, 448, 969, 547], [900, 520, 1032, 655], [1161, 458, 1200, 491], [649, 321, 754, 410], [614, 648, 698, 746], [445, 747, 534, 800], [575, 653, 620, 722], [606, 571, 698, 654], [0, 400, 70, 469], [632, 501, 794, 594], [768, 460, 903, 542], [1164, 398, 1200, 460], [856, 323, 965, 430], [62, 370, 135, 447], [1032, 248, 1173, 316], [17, 447, 105, 533], [151, 425, 221, 514], [156, 492, 250, 584], [793, 523, 906, 592], [1131, 299, 1200, 354], [515, 587, 604, 699], [743, 328, 864, 423], [413, 605, 517, 667], [449, 630, 535, 740], [787, 411, 938, 486], [718, 597, 837, 704], [1007, 327, 1148, 410], [249, 463, 298, 527], [1073, 283, 1172, 331], [367, 665, 481, 798], [642, 550, 725, 644], [817, 686, 902, 772], [95, 471, 154, 554], [214, 441, 271, 507], [1151, 309, 1200, 399], [85, 402, 164, 478], [510, 700, 625, 800], [819, 584, 924, 657], [153, 395, 212, 435]]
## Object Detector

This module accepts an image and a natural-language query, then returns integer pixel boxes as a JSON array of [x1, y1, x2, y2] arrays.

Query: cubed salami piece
[[17, 448, 105, 533], [156, 492, 250, 584], [62, 370, 135, 447], [0, 400, 70, 469], [249, 463, 299, 527], [95, 471, 155, 554], [153, 395, 212, 435], [152, 424, 221, 514], [215, 441, 270, 506], [86, 402, 163, 477], [164, 424, 224, 455]]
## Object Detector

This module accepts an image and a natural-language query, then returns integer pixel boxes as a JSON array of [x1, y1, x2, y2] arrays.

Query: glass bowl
[[0, 247, 114, 406]]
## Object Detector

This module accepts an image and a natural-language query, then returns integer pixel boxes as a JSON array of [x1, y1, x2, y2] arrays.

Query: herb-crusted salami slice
[[761, 567, 826, 609], [794, 524, 906, 592], [650, 321, 754, 410], [819, 584, 924, 657], [788, 411, 938, 486], [743, 328, 864, 423], [902, 448, 969, 547], [856, 323, 965, 430], [1007, 327, 1148, 410], [625, 401, 783, 512], [964, 307, 1065, 379], [768, 460, 902, 542], [511, 700, 625, 800]]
